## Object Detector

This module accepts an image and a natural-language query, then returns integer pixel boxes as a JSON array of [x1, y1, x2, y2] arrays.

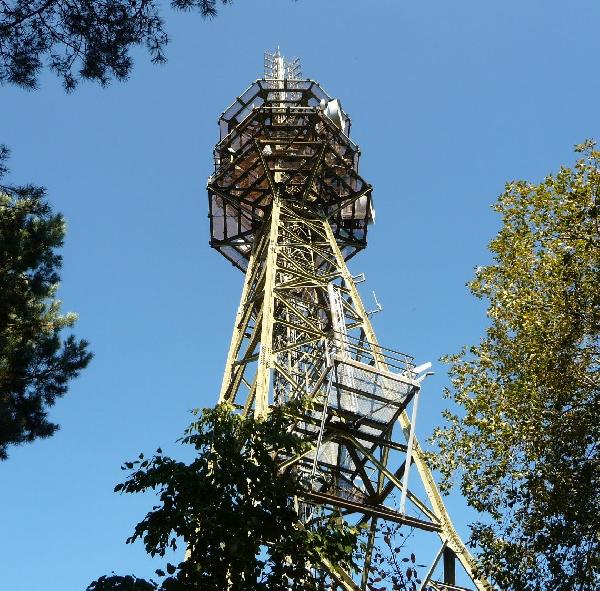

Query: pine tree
[[0, 146, 92, 459], [0, 0, 231, 89]]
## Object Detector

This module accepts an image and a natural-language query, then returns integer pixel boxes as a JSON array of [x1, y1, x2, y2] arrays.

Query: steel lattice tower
[[207, 49, 489, 591]]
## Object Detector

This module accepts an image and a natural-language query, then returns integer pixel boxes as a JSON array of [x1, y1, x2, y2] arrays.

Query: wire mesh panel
[[331, 359, 414, 426]]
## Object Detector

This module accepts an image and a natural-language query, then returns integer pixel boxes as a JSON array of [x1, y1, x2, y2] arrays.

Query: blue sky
[[2, 0, 600, 588]]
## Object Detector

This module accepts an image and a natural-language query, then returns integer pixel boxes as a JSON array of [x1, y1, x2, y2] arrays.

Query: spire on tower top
[[264, 47, 302, 80]]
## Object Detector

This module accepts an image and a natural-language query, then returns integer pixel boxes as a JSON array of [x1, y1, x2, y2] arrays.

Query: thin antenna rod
[[264, 47, 302, 79]]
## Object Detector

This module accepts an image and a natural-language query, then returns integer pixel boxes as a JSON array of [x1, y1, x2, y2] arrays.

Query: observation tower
[[208, 49, 489, 591]]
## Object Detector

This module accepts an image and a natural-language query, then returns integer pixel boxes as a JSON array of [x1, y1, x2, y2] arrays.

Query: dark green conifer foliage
[[0, 146, 92, 460], [0, 0, 232, 89]]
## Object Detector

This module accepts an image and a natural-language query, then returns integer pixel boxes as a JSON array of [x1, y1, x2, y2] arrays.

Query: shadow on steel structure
[[207, 48, 490, 591]]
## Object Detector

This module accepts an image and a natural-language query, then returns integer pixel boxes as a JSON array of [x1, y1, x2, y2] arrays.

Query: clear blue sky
[[2, 1, 600, 588]]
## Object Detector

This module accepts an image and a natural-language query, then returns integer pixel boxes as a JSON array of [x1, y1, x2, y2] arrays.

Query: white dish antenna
[[324, 99, 346, 133]]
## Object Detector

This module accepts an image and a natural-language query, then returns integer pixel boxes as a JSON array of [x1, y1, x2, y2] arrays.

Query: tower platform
[[208, 76, 373, 269]]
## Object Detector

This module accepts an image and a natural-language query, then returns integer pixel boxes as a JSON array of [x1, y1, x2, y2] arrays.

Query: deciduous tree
[[87, 403, 360, 591], [432, 141, 600, 590]]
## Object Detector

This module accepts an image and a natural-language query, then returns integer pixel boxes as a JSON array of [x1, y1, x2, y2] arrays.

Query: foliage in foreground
[[432, 141, 600, 590], [87, 403, 360, 591], [0, 0, 232, 90], [87, 575, 158, 591], [0, 146, 92, 460]]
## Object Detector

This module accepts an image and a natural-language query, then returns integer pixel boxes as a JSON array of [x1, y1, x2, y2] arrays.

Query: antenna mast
[[206, 49, 489, 591]]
